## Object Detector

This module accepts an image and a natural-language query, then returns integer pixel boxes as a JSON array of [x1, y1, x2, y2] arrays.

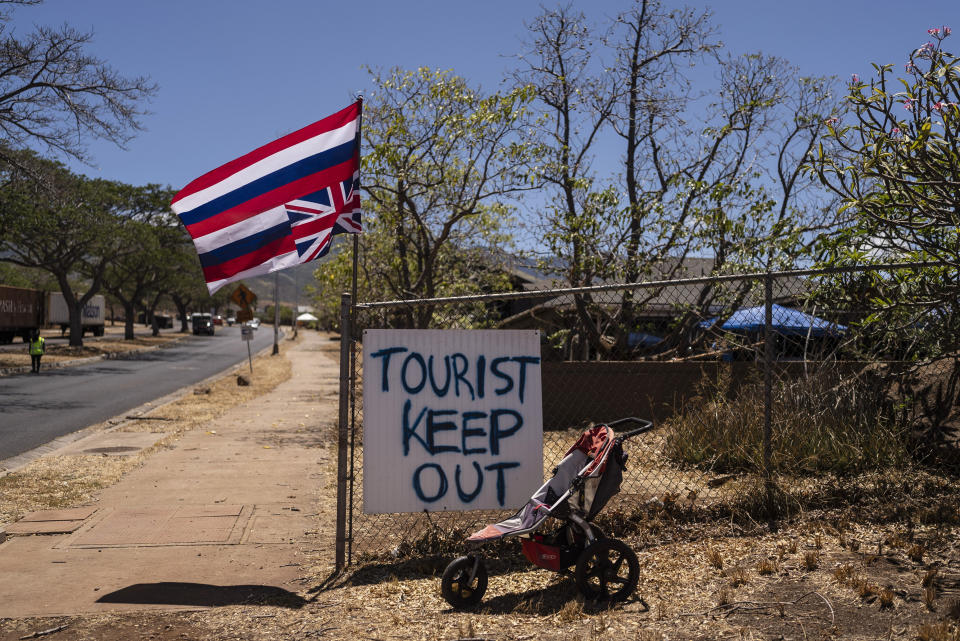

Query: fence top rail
[[354, 261, 950, 310]]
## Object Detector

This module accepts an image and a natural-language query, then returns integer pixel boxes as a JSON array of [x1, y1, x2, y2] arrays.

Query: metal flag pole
[[272, 271, 279, 355], [293, 266, 299, 338]]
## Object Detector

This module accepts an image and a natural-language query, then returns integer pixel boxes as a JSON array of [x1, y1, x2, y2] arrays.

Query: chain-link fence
[[333, 261, 960, 566]]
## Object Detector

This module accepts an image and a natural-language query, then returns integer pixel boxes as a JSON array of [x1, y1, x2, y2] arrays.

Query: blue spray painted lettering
[[475, 355, 486, 398], [451, 353, 474, 400], [413, 463, 448, 502], [485, 461, 521, 506], [491, 357, 512, 397], [455, 461, 484, 502], [426, 409, 459, 454], [460, 411, 488, 455], [401, 352, 427, 394], [489, 409, 523, 455], [511, 356, 540, 403], [427, 355, 452, 396], [369, 346, 407, 392], [402, 399, 429, 455]]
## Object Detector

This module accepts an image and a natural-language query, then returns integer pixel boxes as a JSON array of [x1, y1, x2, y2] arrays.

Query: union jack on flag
[[287, 172, 361, 263]]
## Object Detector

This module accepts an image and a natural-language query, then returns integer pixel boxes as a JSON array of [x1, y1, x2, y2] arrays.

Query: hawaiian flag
[[171, 101, 362, 293]]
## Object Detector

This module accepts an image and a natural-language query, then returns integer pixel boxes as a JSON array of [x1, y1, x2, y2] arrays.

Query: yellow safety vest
[[29, 336, 45, 356]]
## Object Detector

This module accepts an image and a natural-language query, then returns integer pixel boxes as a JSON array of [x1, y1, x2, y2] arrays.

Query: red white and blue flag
[[171, 101, 362, 293]]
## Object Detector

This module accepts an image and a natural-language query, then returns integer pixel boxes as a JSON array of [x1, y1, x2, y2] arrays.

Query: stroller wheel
[[441, 555, 488, 608], [574, 538, 639, 602]]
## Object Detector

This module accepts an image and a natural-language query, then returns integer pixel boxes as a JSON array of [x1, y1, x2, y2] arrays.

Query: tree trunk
[[123, 301, 136, 340], [172, 297, 189, 333]]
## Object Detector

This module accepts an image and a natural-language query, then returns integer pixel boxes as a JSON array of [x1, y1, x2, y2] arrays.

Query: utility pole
[[293, 267, 299, 338], [272, 271, 279, 355]]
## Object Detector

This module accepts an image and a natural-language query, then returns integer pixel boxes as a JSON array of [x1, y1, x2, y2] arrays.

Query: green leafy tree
[[813, 26, 959, 274], [809, 26, 960, 446], [100, 185, 179, 339], [0, 150, 129, 345], [356, 67, 537, 327], [165, 235, 210, 333]]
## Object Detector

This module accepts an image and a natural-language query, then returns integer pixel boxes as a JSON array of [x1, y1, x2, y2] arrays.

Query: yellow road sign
[[230, 284, 257, 308]]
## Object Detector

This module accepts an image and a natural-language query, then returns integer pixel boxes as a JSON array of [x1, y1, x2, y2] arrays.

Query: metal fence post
[[335, 292, 352, 569], [763, 274, 776, 529]]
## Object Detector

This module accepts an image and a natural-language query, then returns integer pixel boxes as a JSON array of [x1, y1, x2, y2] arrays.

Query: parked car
[[226, 316, 236, 326], [212, 315, 224, 326], [191, 313, 215, 336], [248, 317, 261, 329]]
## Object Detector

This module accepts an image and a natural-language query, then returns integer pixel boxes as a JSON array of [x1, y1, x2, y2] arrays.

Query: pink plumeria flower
[[945, 26, 952, 36], [825, 117, 839, 126], [904, 97, 915, 111], [905, 61, 916, 73], [851, 73, 860, 84], [891, 127, 902, 137], [929, 28, 941, 36], [933, 101, 944, 111]]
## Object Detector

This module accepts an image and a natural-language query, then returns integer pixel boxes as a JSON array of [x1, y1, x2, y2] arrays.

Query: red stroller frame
[[441, 417, 654, 608]]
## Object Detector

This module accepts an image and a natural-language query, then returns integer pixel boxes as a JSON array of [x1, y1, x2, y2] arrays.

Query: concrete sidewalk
[[0, 331, 340, 617]]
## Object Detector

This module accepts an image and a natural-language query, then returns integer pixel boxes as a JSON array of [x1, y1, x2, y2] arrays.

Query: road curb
[[0, 334, 284, 477]]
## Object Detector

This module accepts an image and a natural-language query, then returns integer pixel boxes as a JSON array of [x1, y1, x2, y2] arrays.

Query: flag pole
[[345, 95, 362, 564], [351, 95, 362, 305], [272, 271, 279, 355]]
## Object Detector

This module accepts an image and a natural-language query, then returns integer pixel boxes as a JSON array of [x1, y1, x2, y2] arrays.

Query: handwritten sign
[[362, 329, 543, 514]]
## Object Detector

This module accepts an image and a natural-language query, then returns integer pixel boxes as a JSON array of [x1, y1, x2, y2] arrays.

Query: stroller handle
[[606, 416, 654, 440]]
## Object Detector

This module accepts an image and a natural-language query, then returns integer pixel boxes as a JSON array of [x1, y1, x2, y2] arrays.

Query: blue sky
[[11, 0, 959, 192]]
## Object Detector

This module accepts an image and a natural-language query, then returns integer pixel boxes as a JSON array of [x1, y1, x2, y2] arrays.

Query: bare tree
[[516, 1, 841, 360], [0, 0, 156, 163]]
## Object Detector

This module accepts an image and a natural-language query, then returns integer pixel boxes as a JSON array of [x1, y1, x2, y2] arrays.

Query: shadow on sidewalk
[[96, 582, 307, 608]]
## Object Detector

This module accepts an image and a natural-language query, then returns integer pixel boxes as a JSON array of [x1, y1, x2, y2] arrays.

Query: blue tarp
[[628, 332, 663, 347], [700, 304, 846, 336]]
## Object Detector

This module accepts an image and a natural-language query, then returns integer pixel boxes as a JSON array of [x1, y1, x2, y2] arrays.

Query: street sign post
[[241, 326, 254, 372]]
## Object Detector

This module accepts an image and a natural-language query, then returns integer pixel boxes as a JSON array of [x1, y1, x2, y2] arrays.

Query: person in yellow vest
[[29, 330, 45, 373]]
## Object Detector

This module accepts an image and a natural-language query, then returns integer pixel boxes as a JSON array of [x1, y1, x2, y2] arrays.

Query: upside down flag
[[171, 101, 362, 293]]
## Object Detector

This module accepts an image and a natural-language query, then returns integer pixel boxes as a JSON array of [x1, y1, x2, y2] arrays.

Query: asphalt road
[[0, 325, 281, 462]]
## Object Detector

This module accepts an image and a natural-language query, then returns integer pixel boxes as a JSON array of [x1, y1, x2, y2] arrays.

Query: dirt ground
[[3, 512, 960, 641], [3, 335, 960, 640]]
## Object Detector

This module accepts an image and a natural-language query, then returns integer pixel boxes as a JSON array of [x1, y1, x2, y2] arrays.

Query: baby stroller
[[441, 417, 654, 608]]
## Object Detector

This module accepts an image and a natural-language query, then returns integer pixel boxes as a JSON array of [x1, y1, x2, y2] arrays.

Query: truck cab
[[190, 313, 215, 336]]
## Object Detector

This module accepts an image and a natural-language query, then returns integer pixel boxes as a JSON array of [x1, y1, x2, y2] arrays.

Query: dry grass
[[1, 511, 959, 640], [756, 558, 778, 575], [918, 622, 960, 641], [705, 546, 724, 570], [0, 343, 292, 527], [662, 365, 912, 475], [0, 332, 185, 369]]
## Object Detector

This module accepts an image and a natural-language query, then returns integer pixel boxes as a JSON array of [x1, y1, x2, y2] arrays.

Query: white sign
[[363, 329, 543, 514], [241, 326, 254, 342]]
